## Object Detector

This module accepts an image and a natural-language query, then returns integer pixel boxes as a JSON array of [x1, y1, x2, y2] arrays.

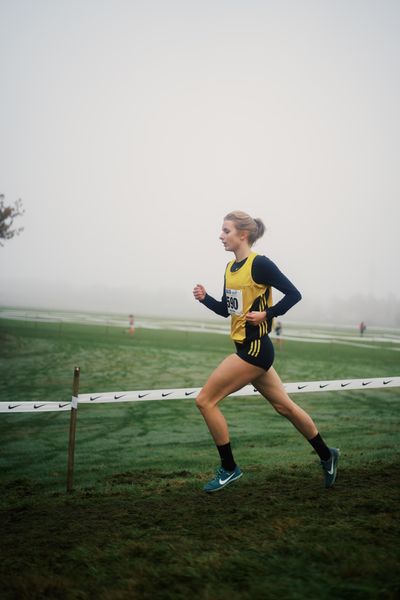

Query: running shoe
[[320, 448, 340, 488], [203, 465, 243, 493]]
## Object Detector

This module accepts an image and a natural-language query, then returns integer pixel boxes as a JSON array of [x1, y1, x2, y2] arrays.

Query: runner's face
[[219, 220, 246, 252]]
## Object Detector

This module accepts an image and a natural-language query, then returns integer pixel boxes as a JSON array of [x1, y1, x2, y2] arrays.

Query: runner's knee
[[196, 389, 220, 412], [195, 390, 208, 411], [270, 397, 296, 418]]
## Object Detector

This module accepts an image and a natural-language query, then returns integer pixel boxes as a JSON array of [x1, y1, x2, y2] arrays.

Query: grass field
[[0, 316, 399, 600]]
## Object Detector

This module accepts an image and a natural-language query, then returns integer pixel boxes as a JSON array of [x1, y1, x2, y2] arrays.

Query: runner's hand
[[245, 311, 267, 325], [193, 284, 206, 302]]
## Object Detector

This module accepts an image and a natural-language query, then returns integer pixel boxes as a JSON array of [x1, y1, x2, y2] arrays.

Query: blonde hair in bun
[[224, 210, 265, 246]]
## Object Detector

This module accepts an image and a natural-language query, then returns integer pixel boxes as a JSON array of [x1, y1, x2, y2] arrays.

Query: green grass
[[0, 317, 399, 600]]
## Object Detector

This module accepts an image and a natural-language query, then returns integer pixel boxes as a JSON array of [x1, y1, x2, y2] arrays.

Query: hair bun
[[253, 218, 265, 240]]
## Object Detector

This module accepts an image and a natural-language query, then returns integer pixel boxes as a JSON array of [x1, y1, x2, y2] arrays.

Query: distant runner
[[274, 320, 283, 350]]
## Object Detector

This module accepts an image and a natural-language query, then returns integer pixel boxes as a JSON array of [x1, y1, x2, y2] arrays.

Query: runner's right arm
[[195, 279, 229, 318]]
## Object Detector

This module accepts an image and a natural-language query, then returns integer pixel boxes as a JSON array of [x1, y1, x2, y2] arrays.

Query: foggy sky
[[1, 1, 400, 325]]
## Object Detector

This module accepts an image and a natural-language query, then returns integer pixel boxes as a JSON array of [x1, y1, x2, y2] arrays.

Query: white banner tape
[[2, 377, 398, 413], [78, 376, 400, 404], [0, 402, 73, 414]]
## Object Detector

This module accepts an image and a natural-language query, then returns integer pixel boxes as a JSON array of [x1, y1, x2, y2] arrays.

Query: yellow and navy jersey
[[201, 252, 301, 343], [224, 252, 271, 342]]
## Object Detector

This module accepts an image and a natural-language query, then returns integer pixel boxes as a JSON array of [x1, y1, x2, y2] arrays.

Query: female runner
[[193, 211, 339, 492]]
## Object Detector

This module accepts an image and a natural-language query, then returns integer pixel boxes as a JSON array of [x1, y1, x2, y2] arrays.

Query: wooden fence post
[[67, 366, 80, 493]]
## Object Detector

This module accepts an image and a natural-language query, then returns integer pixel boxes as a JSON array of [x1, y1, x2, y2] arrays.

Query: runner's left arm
[[252, 255, 302, 319]]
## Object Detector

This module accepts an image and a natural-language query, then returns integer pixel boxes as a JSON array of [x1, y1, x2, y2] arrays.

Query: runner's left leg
[[252, 366, 318, 439]]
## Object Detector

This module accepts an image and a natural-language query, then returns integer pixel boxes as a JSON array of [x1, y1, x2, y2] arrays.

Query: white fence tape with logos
[[78, 376, 399, 404], [0, 398, 78, 413], [1, 377, 399, 413]]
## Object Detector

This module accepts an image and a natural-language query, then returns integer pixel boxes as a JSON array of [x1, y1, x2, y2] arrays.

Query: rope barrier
[[1, 377, 399, 412]]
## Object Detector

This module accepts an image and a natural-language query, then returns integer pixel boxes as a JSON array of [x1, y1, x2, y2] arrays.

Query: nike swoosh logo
[[341, 383, 351, 387], [34, 404, 45, 409], [383, 380, 392, 385], [162, 392, 172, 397], [114, 394, 126, 400], [298, 385, 308, 390], [327, 460, 335, 475], [185, 391, 195, 396], [90, 395, 102, 401], [219, 472, 237, 485], [362, 381, 372, 386], [319, 384, 329, 388], [138, 393, 149, 398], [8, 404, 21, 410], [59, 403, 69, 408]]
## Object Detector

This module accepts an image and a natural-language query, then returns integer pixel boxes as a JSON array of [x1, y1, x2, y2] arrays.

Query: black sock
[[308, 433, 331, 462], [217, 442, 236, 472]]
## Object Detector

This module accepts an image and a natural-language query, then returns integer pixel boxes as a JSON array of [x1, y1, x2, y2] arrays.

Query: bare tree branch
[[0, 195, 25, 246]]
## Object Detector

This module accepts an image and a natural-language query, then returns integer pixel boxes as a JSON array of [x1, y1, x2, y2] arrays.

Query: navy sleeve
[[200, 278, 229, 318], [252, 255, 302, 317]]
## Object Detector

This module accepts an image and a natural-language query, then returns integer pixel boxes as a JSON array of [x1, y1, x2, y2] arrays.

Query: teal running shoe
[[203, 465, 243, 493], [320, 448, 340, 488]]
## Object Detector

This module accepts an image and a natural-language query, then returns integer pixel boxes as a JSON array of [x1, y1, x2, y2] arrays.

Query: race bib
[[226, 288, 243, 316]]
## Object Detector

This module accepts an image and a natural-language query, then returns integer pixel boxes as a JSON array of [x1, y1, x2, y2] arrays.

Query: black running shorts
[[234, 335, 275, 371]]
